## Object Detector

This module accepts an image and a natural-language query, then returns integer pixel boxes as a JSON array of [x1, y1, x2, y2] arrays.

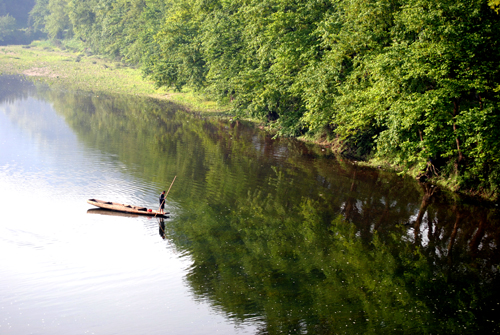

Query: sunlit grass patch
[[0, 42, 225, 113], [165, 87, 224, 113]]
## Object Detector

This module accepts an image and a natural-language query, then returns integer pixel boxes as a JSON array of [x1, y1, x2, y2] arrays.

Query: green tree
[[372, 0, 500, 192], [299, 0, 398, 151], [67, 0, 97, 43], [489, 0, 500, 11], [45, 0, 72, 39], [29, 0, 49, 33], [0, 13, 16, 41], [144, 0, 206, 90], [20, 0, 500, 196], [231, 0, 333, 136]]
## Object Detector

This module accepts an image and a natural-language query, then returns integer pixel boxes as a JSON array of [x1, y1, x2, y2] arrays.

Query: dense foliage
[[25, 0, 500, 197], [0, 0, 37, 43], [0, 13, 16, 41]]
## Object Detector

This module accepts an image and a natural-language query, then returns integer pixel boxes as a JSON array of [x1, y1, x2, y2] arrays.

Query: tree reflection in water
[[2, 75, 499, 334]]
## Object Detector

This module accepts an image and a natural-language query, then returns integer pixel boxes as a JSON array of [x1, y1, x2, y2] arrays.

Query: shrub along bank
[[19, 0, 500, 200], [2, 1, 500, 203]]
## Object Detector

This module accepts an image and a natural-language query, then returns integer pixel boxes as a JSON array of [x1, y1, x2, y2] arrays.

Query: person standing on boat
[[159, 191, 166, 214]]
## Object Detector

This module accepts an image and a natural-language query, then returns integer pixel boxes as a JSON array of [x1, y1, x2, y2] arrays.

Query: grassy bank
[[0, 42, 223, 113], [1, 43, 496, 202]]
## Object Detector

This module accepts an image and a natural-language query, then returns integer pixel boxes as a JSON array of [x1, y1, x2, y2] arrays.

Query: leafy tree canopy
[[28, 0, 500, 198]]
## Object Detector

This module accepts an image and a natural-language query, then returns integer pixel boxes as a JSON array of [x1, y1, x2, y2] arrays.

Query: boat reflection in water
[[86, 208, 141, 218], [87, 208, 170, 219]]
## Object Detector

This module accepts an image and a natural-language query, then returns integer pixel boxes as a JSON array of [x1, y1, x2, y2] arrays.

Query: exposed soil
[[23, 67, 63, 78]]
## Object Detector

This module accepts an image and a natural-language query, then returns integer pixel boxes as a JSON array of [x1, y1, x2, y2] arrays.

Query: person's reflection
[[159, 218, 166, 239]]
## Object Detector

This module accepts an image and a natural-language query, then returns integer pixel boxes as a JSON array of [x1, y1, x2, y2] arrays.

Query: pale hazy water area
[[1, 75, 499, 334], [0, 78, 258, 334]]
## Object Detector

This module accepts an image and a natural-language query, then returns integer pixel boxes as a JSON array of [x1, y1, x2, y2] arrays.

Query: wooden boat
[[87, 199, 169, 217]]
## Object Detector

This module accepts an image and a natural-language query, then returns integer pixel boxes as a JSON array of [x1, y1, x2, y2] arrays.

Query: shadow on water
[[87, 208, 171, 219], [86, 208, 140, 218], [1, 75, 499, 334]]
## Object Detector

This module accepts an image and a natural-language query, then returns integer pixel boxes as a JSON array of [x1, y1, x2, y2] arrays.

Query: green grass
[[0, 42, 225, 113]]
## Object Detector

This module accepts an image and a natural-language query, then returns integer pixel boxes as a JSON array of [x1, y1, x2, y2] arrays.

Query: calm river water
[[0, 75, 499, 334]]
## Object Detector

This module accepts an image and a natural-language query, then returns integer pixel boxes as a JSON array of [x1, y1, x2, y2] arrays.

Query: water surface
[[0, 75, 499, 334]]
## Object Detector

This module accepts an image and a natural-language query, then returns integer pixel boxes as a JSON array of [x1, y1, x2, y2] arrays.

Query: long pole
[[165, 175, 177, 199], [155, 176, 176, 217]]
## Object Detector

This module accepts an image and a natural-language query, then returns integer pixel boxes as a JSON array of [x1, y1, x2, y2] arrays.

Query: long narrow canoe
[[87, 199, 169, 217]]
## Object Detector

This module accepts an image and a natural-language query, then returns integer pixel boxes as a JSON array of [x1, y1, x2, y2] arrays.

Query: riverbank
[[1, 43, 496, 202], [0, 43, 224, 113], [303, 136, 498, 203]]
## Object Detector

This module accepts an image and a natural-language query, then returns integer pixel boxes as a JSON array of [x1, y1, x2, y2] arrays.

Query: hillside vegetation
[[3, 0, 500, 199]]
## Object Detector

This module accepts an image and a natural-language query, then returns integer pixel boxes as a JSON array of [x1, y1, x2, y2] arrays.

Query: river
[[0, 75, 499, 334]]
